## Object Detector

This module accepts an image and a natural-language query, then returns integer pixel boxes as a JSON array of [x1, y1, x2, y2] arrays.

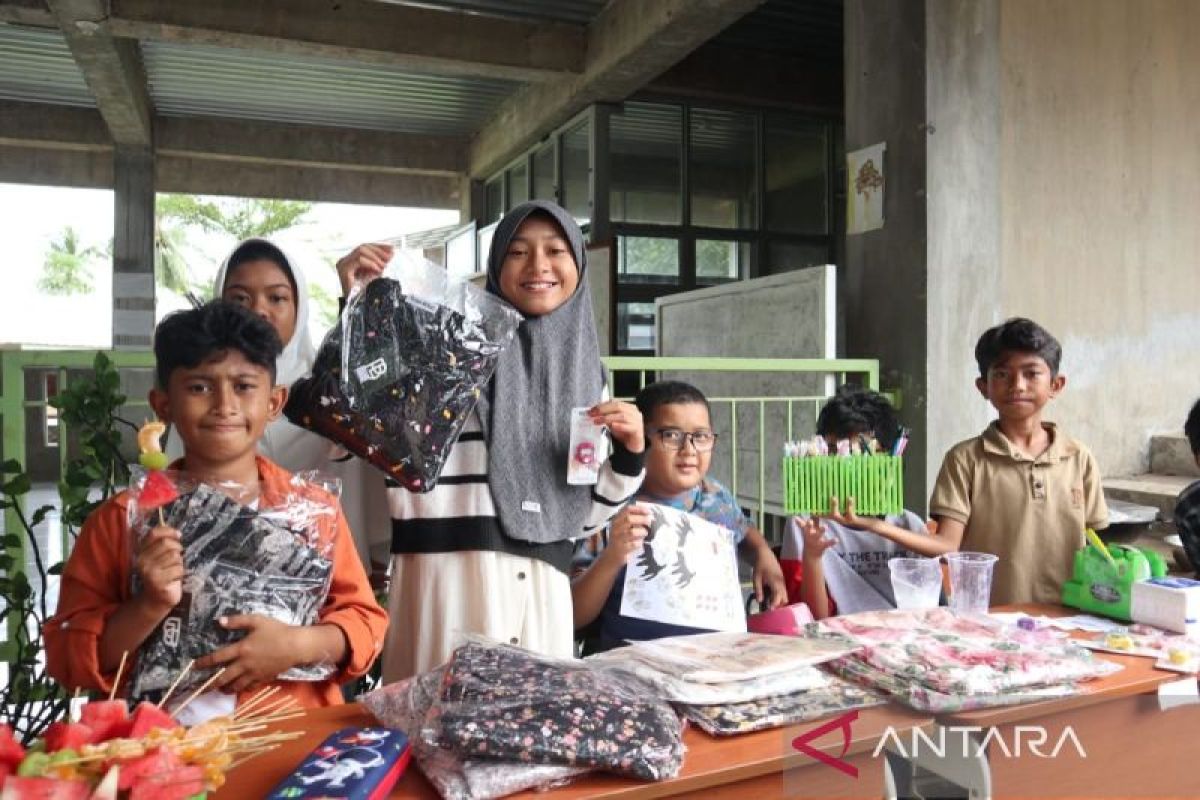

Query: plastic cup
[[946, 552, 999, 615], [888, 557, 942, 610]]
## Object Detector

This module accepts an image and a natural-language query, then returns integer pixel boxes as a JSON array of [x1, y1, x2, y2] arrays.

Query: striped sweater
[[386, 413, 645, 574]]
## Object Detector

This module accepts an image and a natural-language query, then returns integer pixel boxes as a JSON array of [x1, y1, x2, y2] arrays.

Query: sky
[[0, 183, 459, 348]]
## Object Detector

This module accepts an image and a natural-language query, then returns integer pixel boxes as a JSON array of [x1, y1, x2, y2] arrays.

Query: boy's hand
[[598, 504, 651, 569], [825, 496, 881, 533], [336, 243, 393, 297], [589, 400, 645, 454], [197, 615, 305, 694], [797, 516, 838, 560], [134, 526, 184, 610], [751, 544, 787, 610]]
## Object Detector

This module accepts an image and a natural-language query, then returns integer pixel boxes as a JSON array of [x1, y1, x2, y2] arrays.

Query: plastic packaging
[[285, 254, 522, 492], [677, 675, 886, 736], [591, 655, 833, 704], [566, 407, 608, 485], [422, 640, 685, 781], [360, 669, 586, 800], [126, 468, 342, 700]]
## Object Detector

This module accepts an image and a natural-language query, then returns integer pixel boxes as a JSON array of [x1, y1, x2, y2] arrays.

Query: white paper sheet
[[620, 504, 745, 632]]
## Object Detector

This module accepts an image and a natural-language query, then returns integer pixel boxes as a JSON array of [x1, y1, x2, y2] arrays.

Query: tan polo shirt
[[929, 422, 1108, 606]]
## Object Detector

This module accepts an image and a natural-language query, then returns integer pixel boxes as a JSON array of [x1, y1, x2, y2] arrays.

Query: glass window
[[765, 116, 829, 235], [763, 240, 830, 275], [485, 176, 503, 222], [446, 224, 477, 278], [561, 119, 591, 226], [611, 102, 682, 225], [696, 239, 751, 284], [506, 161, 529, 208], [617, 301, 657, 352], [617, 236, 680, 284], [532, 143, 556, 202], [690, 108, 756, 229]]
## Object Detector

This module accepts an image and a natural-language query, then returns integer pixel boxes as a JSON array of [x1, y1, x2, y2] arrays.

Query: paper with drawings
[[620, 504, 745, 632]]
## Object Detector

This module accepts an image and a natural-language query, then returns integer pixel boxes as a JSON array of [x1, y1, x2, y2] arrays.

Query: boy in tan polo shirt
[[927, 318, 1108, 605]]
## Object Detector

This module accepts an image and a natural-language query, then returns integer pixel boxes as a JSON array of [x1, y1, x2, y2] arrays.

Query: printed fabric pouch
[[360, 669, 587, 800], [125, 467, 341, 701], [421, 639, 686, 781], [285, 253, 521, 492]]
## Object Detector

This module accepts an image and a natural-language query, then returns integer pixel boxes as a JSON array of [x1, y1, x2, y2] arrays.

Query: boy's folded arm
[[44, 501, 134, 693], [315, 514, 389, 681]]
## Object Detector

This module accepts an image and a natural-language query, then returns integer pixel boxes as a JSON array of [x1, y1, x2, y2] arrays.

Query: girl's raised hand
[[336, 243, 394, 297], [589, 400, 645, 454]]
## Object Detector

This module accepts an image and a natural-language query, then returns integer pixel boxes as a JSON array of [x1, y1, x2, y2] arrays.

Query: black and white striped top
[[386, 413, 645, 574]]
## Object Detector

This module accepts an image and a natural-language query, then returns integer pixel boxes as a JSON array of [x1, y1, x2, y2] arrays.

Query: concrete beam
[[0, 0, 55, 26], [112, 144, 155, 349], [46, 0, 154, 146], [0, 143, 112, 188], [468, 0, 765, 178], [0, 101, 466, 176], [105, 0, 583, 83]]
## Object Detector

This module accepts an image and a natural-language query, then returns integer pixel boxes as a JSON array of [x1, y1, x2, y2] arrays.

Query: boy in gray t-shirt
[[779, 386, 934, 619]]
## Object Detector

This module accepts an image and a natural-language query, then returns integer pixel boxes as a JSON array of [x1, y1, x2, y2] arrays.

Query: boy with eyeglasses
[[571, 381, 785, 651]]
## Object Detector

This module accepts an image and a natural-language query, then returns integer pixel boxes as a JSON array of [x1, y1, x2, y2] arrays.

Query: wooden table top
[[215, 701, 932, 799]]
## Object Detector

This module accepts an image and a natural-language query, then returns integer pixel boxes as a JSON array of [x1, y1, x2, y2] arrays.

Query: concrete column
[[843, 0, 930, 511], [112, 145, 155, 350]]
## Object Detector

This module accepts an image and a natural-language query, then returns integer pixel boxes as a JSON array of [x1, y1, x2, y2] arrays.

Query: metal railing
[[601, 356, 881, 530]]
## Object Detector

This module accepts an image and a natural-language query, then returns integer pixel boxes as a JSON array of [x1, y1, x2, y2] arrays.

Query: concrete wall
[[844, 0, 930, 511], [925, 0, 1200, 484]]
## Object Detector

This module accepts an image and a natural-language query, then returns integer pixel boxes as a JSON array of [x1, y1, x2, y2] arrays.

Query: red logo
[[790, 710, 859, 778]]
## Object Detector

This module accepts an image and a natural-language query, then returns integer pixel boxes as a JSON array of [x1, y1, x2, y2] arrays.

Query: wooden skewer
[[170, 667, 227, 717], [232, 685, 279, 720], [243, 694, 297, 720], [109, 652, 129, 702], [157, 659, 195, 709]]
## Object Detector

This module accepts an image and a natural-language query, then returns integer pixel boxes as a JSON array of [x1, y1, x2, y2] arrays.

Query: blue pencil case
[[266, 727, 411, 800]]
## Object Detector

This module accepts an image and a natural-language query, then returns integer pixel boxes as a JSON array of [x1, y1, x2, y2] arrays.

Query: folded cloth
[[677, 675, 886, 736]]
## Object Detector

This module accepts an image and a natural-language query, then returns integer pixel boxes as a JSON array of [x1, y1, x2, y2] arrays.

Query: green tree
[[37, 227, 102, 295]]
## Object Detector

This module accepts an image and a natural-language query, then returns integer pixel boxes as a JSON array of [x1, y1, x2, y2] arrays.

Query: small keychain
[[567, 406, 608, 485]]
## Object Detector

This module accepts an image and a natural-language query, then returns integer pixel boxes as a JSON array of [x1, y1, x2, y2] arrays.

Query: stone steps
[[1150, 433, 1200, 478], [1103, 473, 1195, 521]]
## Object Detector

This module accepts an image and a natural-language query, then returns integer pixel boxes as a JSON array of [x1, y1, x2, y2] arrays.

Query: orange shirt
[[44, 456, 388, 709]]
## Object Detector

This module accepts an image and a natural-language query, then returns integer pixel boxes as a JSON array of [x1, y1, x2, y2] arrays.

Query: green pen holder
[[1061, 542, 1169, 621], [783, 454, 904, 516]]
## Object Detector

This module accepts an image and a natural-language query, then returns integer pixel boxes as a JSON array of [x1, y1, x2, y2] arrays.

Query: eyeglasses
[[650, 428, 718, 452]]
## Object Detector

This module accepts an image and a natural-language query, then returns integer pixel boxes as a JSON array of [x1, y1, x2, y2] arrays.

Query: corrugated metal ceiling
[[715, 0, 843, 64], [141, 40, 522, 136], [371, 0, 605, 25], [0, 23, 95, 107]]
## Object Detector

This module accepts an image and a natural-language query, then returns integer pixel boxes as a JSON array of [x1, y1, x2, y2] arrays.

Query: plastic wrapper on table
[[125, 467, 341, 700], [360, 669, 586, 800], [816, 607, 1124, 712], [285, 255, 521, 492], [587, 653, 833, 704], [422, 640, 685, 781], [675, 675, 886, 736]]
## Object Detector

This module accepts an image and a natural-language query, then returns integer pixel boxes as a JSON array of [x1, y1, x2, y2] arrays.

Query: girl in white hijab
[[169, 239, 391, 576]]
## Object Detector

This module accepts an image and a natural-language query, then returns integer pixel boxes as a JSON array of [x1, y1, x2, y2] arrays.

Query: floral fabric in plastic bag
[[816, 607, 1123, 712], [126, 468, 341, 700], [360, 669, 586, 800], [589, 650, 833, 704], [424, 640, 685, 781], [677, 675, 886, 736], [285, 256, 521, 492]]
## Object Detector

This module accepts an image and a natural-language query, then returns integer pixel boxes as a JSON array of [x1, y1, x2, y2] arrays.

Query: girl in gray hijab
[[337, 201, 646, 680]]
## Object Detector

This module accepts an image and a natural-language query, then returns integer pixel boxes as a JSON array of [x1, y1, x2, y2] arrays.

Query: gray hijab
[[476, 200, 604, 544]]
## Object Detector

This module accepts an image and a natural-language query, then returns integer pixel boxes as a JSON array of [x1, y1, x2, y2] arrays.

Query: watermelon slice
[[118, 748, 182, 792], [87, 767, 118, 800], [41, 725, 93, 755], [78, 702, 128, 743], [138, 471, 178, 511], [0, 776, 91, 800], [126, 703, 178, 740], [0, 726, 24, 769], [127, 765, 204, 800]]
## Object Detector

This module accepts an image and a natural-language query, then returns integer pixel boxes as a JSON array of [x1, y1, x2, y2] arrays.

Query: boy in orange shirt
[[45, 302, 387, 717]]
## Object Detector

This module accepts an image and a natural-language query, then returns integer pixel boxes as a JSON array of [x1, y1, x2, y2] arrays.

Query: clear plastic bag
[[421, 639, 685, 782], [125, 467, 342, 700], [675, 676, 886, 736], [360, 669, 586, 800], [285, 253, 521, 492]]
